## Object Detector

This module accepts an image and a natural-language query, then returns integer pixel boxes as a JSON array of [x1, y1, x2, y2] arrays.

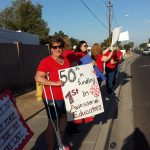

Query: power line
[[102, 0, 107, 6], [112, 7, 119, 27], [94, 0, 107, 20], [80, 0, 108, 30]]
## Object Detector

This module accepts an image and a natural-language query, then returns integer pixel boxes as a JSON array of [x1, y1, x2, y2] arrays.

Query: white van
[[143, 48, 150, 55]]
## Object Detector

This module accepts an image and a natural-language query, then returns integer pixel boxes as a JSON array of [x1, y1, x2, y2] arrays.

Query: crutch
[[43, 84, 65, 150]]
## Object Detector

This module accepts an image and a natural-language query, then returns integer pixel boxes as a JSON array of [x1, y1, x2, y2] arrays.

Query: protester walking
[[35, 36, 71, 150]]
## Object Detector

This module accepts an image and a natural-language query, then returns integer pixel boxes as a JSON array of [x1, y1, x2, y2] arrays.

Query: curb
[[94, 119, 113, 150], [94, 53, 140, 150]]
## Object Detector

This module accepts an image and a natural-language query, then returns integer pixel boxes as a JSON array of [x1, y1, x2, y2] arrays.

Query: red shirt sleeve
[[63, 49, 78, 64], [75, 52, 86, 62], [104, 51, 117, 69], [96, 54, 104, 72], [117, 50, 122, 60], [37, 56, 50, 73]]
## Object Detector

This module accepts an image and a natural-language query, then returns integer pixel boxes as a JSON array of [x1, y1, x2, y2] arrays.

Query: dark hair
[[75, 40, 87, 52], [49, 36, 65, 48]]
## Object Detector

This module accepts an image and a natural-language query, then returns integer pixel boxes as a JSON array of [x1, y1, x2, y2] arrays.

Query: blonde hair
[[63, 35, 72, 50], [91, 43, 102, 59]]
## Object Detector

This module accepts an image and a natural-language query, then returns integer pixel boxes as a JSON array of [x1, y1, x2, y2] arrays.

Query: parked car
[[143, 49, 150, 55]]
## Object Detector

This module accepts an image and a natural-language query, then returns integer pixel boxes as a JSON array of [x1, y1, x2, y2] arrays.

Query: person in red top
[[91, 43, 114, 89], [73, 41, 94, 124], [104, 45, 122, 94], [113, 46, 123, 85], [91, 43, 114, 73], [63, 41, 94, 136], [116, 46, 123, 61], [35, 36, 70, 150], [74, 40, 88, 63], [62, 35, 78, 67]]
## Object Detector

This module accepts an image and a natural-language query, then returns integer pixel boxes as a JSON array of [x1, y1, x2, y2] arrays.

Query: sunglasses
[[83, 45, 88, 48], [52, 45, 63, 49]]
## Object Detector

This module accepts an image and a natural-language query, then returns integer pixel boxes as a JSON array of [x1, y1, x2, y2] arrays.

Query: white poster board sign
[[111, 27, 122, 46], [0, 90, 33, 150], [59, 64, 104, 121], [118, 31, 129, 41]]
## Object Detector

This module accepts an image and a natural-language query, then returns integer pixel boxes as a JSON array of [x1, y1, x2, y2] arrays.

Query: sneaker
[[106, 90, 115, 95], [63, 145, 71, 150], [106, 90, 112, 94], [111, 92, 116, 95]]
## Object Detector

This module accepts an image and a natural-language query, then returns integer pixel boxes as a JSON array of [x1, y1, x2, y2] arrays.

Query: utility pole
[[107, 0, 113, 42]]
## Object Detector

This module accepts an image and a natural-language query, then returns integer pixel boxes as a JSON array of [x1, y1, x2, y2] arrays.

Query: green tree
[[0, 0, 49, 44], [50, 31, 79, 49], [139, 43, 147, 49], [128, 42, 134, 49], [101, 32, 112, 49], [123, 42, 134, 51], [101, 37, 111, 49], [124, 44, 130, 51], [70, 37, 79, 48], [53, 31, 65, 37]]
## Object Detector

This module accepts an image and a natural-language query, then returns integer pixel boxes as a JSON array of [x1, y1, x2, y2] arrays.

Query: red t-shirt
[[104, 51, 117, 69], [73, 51, 94, 124], [75, 52, 86, 62], [63, 49, 78, 63], [96, 54, 104, 72], [116, 50, 122, 59], [116, 50, 123, 64], [37, 55, 70, 100]]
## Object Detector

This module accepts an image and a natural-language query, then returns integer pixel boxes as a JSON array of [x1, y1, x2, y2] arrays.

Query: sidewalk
[[15, 52, 135, 150]]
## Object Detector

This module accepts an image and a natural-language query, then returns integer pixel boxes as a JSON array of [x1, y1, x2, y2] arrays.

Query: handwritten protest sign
[[111, 26, 122, 47], [118, 31, 129, 41], [0, 90, 33, 150], [59, 64, 104, 121], [80, 54, 106, 80]]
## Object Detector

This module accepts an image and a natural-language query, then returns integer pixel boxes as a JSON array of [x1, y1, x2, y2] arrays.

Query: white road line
[[137, 64, 150, 68]]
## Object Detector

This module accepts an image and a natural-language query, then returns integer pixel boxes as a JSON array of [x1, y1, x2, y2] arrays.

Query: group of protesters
[[35, 36, 123, 150]]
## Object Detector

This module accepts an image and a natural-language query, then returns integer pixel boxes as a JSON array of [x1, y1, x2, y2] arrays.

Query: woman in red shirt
[[104, 46, 121, 94], [91, 43, 114, 87], [91, 43, 114, 73], [35, 36, 70, 150], [113, 46, 123, 85], [62, 35, 78, 67], [74, 40, 88, 63], [73, 41, 94, 124]]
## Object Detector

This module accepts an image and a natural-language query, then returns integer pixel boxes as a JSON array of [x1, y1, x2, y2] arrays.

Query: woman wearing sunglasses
[[35, 36, 71, 150], [73, 41, 94, 124], [75, 40, 88, 62]]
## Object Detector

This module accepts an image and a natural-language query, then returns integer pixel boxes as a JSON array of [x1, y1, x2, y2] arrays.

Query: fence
[[0, 43, 50, 91]]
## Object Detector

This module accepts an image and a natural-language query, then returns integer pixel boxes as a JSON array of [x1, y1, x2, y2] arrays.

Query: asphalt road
[[131, 54, 150, 149]]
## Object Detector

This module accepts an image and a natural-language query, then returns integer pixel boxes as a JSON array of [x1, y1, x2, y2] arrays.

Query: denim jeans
[[105, 67, 116, 92]]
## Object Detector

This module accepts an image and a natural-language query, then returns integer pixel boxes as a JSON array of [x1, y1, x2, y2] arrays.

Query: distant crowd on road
[[35, 36, 124, 150]]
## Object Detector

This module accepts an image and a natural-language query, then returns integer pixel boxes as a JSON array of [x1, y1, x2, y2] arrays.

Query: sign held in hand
[[59, 64, 104, 121]]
